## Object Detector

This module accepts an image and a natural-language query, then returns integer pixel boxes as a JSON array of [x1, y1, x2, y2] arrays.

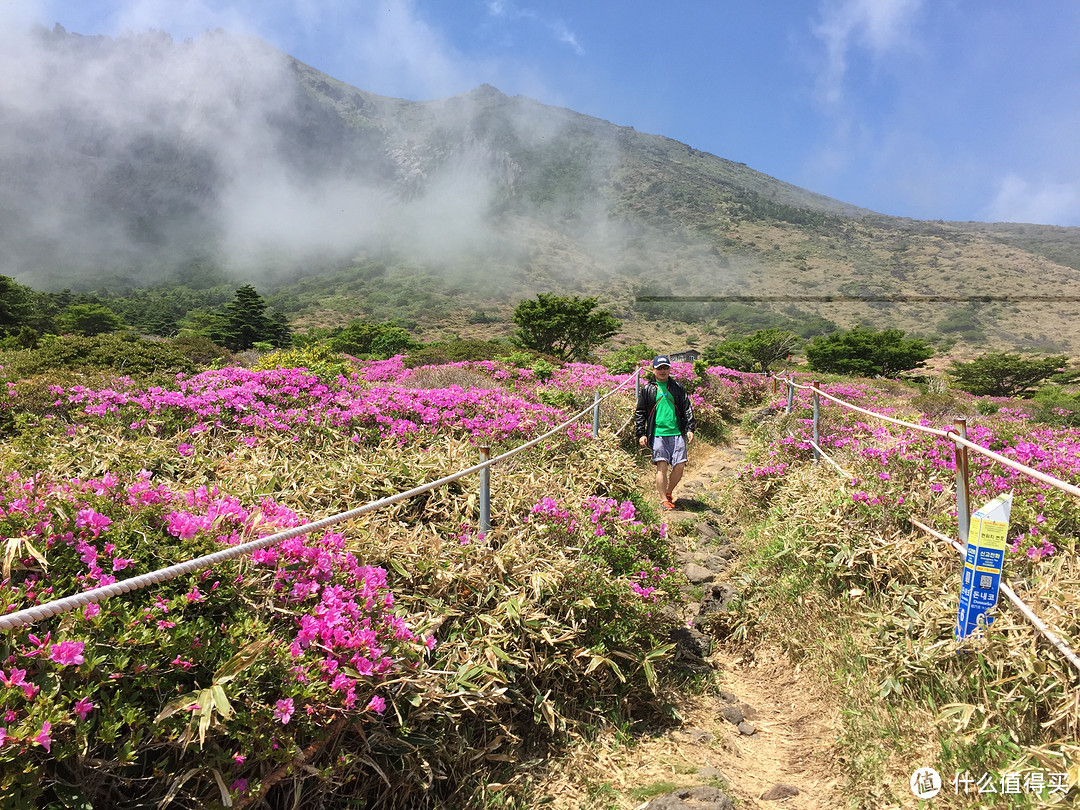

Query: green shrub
[[1032, 386, 1080, 427], [531, 359, 555, 382], [704, 328, 799, 374], [170, 334, 231, 366], [949, 352, 1073, 398], [328, 319, 419, 359], [0, 333, 195, 379], [57, 303, 125, 336], [603, 343, 656, 374]]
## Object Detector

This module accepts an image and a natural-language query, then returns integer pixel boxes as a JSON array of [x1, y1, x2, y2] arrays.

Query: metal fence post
[[786, 379, 794, 414], [953, 418, 970, 545], [592, 391, 601, 439], [479, 445, 491, 535], [812, 381, 821, 464]]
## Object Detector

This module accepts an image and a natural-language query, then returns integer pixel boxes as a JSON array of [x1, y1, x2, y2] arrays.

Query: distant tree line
[[0, 275, 291, 352], [1, 278, 626, 378], [8, 273, 1077, 425]]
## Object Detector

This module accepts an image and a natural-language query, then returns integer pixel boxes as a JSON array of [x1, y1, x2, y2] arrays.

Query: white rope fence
[[0, 371, 641, 631], [777, 374, 1080, 675], [910, 518, 1080, 674]]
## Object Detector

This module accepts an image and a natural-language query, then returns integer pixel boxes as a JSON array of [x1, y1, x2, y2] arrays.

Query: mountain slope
[[4, 26, 1080, 352]]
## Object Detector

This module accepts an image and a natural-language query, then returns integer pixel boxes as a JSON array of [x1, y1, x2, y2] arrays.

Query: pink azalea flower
[[83, 603, 101, 619], [177, 443, 194, 457], [73, 696, 95, 720], [366, 695, 386, 715], [273, 698, 294, 725], [49, 640, 86, 667], [33, 721, 51, 752]]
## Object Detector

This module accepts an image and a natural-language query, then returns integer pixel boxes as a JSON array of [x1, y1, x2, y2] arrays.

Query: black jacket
[[634, 378, 695, 440]]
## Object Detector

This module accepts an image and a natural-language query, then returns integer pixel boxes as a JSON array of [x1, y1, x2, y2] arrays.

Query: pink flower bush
[[751, 378, 1080, 563], [0, 355, 767, 806]]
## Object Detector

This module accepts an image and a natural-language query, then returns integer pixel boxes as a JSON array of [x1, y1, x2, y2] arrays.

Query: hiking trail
[[534, 422, 850, 809]]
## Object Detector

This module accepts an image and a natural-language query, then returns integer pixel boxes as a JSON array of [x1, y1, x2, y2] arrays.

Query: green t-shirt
[[653, 382, 681, 436]]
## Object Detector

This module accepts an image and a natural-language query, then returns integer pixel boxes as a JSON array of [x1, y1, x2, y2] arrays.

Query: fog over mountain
[[5, 24, 1080, 354], [0, 24, 862, 292], [0, 25, 467, 285]]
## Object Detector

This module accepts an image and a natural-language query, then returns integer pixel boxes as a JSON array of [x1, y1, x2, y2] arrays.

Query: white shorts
[[651, 435, 688, 466]]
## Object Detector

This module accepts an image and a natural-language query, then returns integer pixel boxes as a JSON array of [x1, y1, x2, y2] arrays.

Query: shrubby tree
[[949, 352, 1075, 398], [0, 275, 36, 335], [58, 303, 125, 336], [603, 343, 657, 374], [512, 293, 619, 362], [704, 328, 798, 373], [806, 326, 933, 377], [329, 320, 420, 359]]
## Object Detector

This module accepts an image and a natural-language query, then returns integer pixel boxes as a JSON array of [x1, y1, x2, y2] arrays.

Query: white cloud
[[552, 21, 584, 56], [484, 0, 584, 56], [812, 0, 923, 107], [986, 175, 1080, 226]]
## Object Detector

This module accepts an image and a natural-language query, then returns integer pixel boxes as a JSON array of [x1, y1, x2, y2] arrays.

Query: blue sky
[[15, 0, 1080, 226]]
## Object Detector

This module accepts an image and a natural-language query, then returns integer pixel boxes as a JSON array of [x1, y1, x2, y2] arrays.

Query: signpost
[[956, 493, 1012, 640]]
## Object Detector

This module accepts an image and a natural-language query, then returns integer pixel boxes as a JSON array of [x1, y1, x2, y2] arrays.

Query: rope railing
[[0, 370, 641, 631], [776, 374, 1080, 675], [910, 518, 1080, 674], [783, 375, 1080, 499]]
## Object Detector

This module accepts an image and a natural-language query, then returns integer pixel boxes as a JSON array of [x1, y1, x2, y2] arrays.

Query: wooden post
[[953, 418, 971, 545]]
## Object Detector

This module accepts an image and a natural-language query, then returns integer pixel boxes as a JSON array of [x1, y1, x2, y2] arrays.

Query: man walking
[[635, 356, 695, 510]]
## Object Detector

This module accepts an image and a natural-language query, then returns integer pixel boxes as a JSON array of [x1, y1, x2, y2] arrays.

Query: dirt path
[[532, 427, 847, 809]]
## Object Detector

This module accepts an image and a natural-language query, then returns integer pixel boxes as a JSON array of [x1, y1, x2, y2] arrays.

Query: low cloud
[[0, 8, 619, 289]]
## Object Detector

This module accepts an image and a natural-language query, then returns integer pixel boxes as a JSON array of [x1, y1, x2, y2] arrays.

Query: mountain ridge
[[4, 26, 1080, 352]]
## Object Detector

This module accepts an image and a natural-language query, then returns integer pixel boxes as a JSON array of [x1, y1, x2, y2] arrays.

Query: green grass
[[629, 781, 680, 801]]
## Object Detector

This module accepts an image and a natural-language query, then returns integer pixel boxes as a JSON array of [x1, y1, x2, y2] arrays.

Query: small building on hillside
[[669, 349, 701, 363]]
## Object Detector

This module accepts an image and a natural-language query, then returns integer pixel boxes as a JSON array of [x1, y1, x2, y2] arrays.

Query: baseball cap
[[651, 355, 671, 369]]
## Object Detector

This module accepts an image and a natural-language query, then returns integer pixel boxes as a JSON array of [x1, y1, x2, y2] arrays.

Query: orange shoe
[[662, 498, 676, 511], [665, 491, 674, 503]]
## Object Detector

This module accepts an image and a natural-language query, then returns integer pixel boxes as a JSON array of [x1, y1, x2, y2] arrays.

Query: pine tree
[[215, 285, 291, 351]]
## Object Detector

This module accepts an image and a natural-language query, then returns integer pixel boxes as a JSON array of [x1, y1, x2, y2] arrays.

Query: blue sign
[[956, 494, 1011, 640]]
